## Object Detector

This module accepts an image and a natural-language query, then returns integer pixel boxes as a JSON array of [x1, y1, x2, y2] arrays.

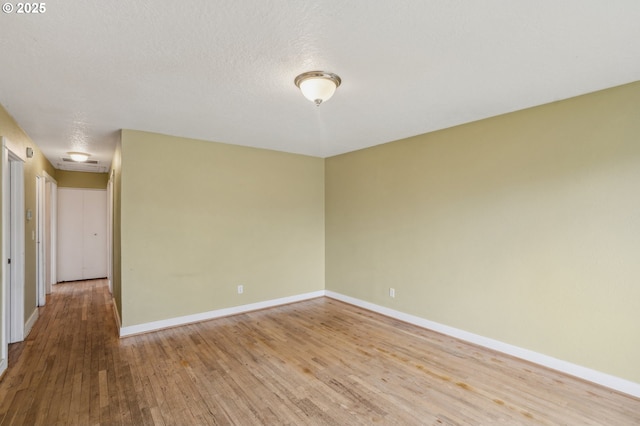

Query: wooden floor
[[0, 280, 638, 425]]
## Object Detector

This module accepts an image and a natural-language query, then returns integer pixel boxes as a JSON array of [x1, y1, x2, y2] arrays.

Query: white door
[[82, 190, 107, 279], [57, 188, 107, 282]]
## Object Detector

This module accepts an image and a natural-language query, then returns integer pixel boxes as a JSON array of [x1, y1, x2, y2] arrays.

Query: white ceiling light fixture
[[68, 151, 90, 162], [294, 71, 341, 106]]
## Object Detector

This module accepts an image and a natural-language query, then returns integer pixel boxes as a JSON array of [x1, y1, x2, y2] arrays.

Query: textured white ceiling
[[1, 1, 639, 171]]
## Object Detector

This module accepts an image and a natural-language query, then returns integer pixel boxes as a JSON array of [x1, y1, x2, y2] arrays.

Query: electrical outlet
[[389, 288, 395, 298], [237, 285, 244, 294]]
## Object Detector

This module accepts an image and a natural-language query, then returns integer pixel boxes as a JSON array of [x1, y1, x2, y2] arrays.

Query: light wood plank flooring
[[0, 280, 638, 425]]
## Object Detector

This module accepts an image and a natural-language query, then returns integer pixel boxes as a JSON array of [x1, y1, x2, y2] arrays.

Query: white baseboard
[[116, 288, 640, 398], [325, 290, 640, 399], [24, 308, 39, 338], [119, 290, 325, 337]]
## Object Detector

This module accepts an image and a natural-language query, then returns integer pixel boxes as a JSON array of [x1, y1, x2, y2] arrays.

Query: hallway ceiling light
[[294, 71, 341, 106], [68, 152, 90, 162]]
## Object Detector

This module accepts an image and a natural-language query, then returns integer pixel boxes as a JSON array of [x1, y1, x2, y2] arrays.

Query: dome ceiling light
[[294, 71, 341, 106], [68, 152, 90, 162]]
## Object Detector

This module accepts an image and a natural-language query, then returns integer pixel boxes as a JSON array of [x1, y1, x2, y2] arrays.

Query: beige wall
[[119, 130, 325, 326], [0, 103, 57, 326], [57, 170, 108, 189], [325, 81, 640, 383]]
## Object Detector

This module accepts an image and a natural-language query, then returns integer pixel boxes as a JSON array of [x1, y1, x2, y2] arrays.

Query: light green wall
[[57, 170, 108, 189], [119, 130, 325, 326], [325, 81, 640, 383], [0, 103, 57, 326]]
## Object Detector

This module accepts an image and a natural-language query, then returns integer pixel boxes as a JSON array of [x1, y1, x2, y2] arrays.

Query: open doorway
[[1, 139, 26, 376], [36, 171, 57, 307]]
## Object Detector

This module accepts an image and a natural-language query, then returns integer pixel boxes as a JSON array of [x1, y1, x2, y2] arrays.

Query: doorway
[[36, 172, 57, 307], [1, 139, 26, 376]]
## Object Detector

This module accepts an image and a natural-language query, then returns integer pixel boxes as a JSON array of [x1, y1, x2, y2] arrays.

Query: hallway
[[0, 280, 123, 424]]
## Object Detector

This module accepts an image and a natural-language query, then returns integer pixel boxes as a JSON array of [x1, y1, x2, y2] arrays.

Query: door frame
[[48, 178, 57, 292], [36, 171, 57, 306], [36, 175, 44, 306], [2, 138, 26, 377], [107, 171, 114, 293]]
